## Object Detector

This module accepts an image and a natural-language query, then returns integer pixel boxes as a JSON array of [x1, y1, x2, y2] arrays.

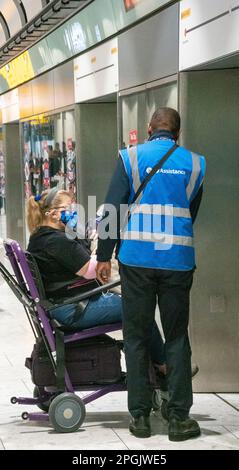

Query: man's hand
[[96, 261, 111, 284]]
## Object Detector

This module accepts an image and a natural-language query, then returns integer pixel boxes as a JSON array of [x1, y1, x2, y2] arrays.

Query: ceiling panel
[[0, 1, 91, 66], [0, 0, 22, 39], [0, 26, 6, 46], [0, 1, 47, 47], [22, 0, 44, 21]]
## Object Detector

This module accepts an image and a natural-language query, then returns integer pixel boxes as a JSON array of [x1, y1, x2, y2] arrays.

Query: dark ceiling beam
[[12, 0, 28, 27], [0, 12, 10, 41]]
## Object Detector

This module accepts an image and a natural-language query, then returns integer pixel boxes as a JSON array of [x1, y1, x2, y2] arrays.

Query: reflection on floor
[[0, 281, 238, 450]]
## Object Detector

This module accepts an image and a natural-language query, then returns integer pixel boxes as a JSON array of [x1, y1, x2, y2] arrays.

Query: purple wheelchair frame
[[3, 239, 127, 430]]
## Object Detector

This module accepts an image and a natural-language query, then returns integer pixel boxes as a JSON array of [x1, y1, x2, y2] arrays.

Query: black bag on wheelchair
[[25, 334, 123, 387]]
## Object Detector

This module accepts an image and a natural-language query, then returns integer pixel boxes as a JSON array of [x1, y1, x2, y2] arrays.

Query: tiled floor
[[0, 279, 239, 450]]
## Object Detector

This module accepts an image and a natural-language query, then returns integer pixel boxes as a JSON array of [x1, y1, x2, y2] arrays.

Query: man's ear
[[175, 129, 181, 141], [148, 125, 152, 136]]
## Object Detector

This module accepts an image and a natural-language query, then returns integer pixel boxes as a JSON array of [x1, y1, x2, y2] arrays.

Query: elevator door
[[76, 101, 118, 211], [120, 80, 178, 338], [121, 81, 178, 147]]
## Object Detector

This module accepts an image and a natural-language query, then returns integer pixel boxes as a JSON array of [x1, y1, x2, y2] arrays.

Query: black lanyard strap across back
[[131, 142, 178, 206], [122, 142, 178, 230]]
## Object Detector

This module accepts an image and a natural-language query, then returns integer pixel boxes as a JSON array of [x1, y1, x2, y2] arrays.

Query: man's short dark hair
[[150, 107, 181, 136]]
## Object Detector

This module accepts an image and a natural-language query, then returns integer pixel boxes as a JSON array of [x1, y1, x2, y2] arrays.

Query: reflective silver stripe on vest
[[186, 152, 201, 200], [122, 231, 193, 246], [128, 146, 142, 202], [131, 204, 191, 218]]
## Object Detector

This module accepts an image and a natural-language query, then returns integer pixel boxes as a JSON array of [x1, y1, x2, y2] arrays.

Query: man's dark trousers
[[119, 263, 194, 420]]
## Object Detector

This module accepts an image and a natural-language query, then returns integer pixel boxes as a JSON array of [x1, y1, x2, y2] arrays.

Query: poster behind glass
[[23, 112, 76, 200]]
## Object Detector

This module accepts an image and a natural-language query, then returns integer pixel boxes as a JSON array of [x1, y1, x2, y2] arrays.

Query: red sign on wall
[[124, 0, 143, 12], [129, 129, 138, 145]]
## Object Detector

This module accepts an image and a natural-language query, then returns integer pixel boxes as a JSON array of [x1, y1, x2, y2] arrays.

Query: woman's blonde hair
[[27, 189, 71, 234]]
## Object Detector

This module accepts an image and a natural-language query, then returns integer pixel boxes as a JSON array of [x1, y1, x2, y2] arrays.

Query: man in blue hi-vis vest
[[96, 108, 206, 442]]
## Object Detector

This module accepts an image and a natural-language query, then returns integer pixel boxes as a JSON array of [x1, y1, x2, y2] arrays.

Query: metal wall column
[[3, 123, 24, 247], [180, 69, 239, 392]]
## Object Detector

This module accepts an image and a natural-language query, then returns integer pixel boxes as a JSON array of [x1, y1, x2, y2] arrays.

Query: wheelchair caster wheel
[[161, 399, 169, 421], [11, 397, 17, 404], [33, 386, 52, 412], [49, 393, 86, 433], [22, 412, 29, 420]]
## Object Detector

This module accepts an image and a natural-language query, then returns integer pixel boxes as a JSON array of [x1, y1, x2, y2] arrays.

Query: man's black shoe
[[129, 416, 151, 438], [168, 417, 201, 442]]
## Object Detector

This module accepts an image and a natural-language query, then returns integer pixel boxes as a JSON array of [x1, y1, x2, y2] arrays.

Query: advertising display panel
[[180, 0, 239, 70], [0, 0, 172, 94]]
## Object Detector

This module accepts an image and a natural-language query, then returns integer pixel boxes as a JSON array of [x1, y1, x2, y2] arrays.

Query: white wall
[[74, 38, 118, 102], [180, 0, 239, 70]]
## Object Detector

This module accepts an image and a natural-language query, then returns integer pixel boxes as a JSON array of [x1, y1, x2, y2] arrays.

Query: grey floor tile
[[217, 394, 239, 411], [190, 393, 239, 426], [223, 425, 239, 440], [115, 421, 239, 450], [1, 419, 128, 450]]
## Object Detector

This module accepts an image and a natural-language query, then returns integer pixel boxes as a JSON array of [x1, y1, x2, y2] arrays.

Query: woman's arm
[[76, 254, 97, 279]]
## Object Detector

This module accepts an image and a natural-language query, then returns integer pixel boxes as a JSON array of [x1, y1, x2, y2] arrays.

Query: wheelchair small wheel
[[33, 386, 52, 412], [49, 393, 86, 433], [152, 390, 161, 411], [11, 396, 17, 404], [161, 399, 169, 421], [22, 412, 29, 420]]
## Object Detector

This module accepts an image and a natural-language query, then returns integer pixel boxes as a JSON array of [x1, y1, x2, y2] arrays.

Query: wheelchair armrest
[[54, 278, 121, 307]]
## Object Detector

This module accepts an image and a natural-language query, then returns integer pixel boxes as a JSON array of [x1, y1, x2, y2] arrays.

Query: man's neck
[[149, 129, 175, 141]]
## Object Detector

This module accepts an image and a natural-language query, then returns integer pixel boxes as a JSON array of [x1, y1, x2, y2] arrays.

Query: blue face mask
[[60, 210, 77, 229]]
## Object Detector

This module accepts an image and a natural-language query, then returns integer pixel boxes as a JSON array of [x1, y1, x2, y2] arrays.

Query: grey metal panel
[[179, 69, 239, 392], [118, 3, 179, 91], [32, 70, 54, 115], [53, 61, 74, 110]]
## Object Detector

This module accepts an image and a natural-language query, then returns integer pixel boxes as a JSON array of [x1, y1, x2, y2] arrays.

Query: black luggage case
[[25, 335, 123, 387]]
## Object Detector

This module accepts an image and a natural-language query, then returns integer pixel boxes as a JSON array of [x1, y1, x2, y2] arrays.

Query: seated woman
[[27, 188, 166, 371]]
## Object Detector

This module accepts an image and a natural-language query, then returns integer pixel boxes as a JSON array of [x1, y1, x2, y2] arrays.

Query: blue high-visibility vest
[[118, 139, 206, 271]]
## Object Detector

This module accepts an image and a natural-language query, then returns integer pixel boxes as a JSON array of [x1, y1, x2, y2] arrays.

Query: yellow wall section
[[0, 51, 35, 91]]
